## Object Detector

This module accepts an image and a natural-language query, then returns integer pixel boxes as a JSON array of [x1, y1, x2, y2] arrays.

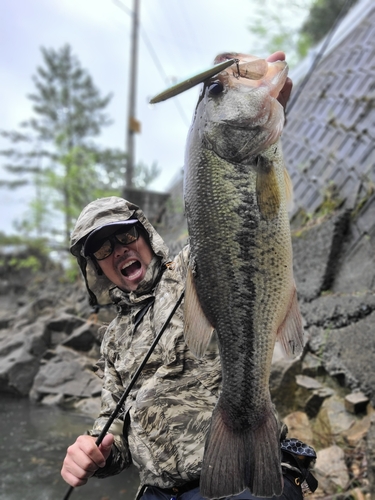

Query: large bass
[[183, 53, 304, 499]]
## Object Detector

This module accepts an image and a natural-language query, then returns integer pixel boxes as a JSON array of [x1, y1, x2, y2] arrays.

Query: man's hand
[[61, 433, 114, 487], [266, 51, 293, 110]]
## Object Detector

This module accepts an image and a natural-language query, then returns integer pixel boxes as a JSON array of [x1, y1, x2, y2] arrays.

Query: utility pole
[[125, 0, 141, 190]]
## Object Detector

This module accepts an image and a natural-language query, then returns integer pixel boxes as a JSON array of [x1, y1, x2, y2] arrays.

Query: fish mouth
[[214, 53, 288, 97], [201, 52, 288, 158], [120, 259, 142, 279]]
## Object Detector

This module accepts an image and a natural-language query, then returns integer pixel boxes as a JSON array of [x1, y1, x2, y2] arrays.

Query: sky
[[1, 0, 368, 236], [1, 0, 273, 234]]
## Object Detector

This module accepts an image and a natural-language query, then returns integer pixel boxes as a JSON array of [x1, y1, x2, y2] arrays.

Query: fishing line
[[62, 289, 185, 500], [286, 0, 355, 116]]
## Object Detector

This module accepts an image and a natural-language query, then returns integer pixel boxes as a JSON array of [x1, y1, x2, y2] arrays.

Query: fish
[[183, 53, 304, 499]]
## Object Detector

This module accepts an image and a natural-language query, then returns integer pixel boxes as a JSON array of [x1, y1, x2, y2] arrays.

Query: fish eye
[[208, 81, 224, 96]]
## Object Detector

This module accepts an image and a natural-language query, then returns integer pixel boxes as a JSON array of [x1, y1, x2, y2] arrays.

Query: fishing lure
[[149, 58, 238, 104]]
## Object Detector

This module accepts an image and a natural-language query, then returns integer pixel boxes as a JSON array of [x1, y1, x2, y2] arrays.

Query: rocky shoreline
[[1, 200, 375, 498]]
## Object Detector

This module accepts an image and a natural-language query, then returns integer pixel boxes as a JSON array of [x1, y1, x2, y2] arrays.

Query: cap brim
[[83, 220, 138, 256]]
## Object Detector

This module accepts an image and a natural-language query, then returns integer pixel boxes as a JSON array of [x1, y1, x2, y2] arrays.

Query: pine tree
[[0, 44, 159, 246]]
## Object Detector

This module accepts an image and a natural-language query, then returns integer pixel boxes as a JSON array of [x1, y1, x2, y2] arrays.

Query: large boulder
[[0, 321, 49, 395], [62, 321, 101, 351], [30, 345, 101, 403], [0, 309, 98, 396], [300, 290, 375, 330], [292, 210, 350, 301], [333, 199, 375, 294], [270, 344, 302, 418], [309, 310, 375, 406], [313, 395, 355, 449], [313, 445, 350, 495]]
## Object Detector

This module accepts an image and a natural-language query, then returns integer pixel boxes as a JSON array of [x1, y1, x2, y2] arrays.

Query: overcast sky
[[1, 0, 274, 234], [1, 0, 367, 236]]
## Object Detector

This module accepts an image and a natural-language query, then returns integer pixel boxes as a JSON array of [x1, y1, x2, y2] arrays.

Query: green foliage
[[63, 255, 81, 283], [0, 44, 160, 248], [8, 255, 42, 273], [247, 0, 313, 66], [247, 0, 358, 66], [316, 182, 343, 218], [300, 0, 358, 45], [0, 233, 54, 277], [93, 148, 161, 194]]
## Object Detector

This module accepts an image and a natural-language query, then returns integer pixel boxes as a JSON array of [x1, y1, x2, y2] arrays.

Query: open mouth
[[121, 259, 142, 278]]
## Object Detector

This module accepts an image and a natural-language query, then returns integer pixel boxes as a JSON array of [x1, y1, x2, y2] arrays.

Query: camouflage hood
[[70, 196, 170, 307]]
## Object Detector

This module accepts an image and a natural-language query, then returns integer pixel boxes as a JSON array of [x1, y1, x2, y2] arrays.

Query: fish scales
[[183, 53, 304, 499]]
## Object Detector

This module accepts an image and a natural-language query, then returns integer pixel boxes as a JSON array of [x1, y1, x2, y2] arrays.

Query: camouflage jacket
[[70, 197, 222, 490]]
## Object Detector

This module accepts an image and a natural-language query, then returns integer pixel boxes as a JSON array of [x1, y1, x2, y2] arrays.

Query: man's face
[[97, 233, 154, 292]]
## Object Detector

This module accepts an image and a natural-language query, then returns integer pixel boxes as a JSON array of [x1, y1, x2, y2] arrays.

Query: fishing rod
[[62, 289, 185, 500]]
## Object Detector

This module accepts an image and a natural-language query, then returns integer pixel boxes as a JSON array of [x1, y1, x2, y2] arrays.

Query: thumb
[[98, 433, 114, 462]]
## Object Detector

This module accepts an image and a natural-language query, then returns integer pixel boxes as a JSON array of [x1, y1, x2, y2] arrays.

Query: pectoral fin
[[184, 267, 214, 359], [277, 284, 304, 357], [283, 166, 294, 212]]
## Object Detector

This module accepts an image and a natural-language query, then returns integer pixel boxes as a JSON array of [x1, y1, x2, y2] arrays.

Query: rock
[[320, 311, 375, 406], [30, 346, 101, 402], [305, 324, 324, 356], [292, 210, 350, 301], [343, 415, 372, 447], [300, 290, 375, 330], [305, 387, 335, 419], [17, 296, 56, 322], [283, 411, 313, 444], [313, 395, 355, 448], [74, 397, 101, 418], [0, 315, 13, 330], [301, 352, 326, 377], [366, 414, 375, 495], [294, 374, 330, 417], [45, 313, 86, 335], [270, 355, 302, 418], [0, 331, 25, 357], [345, 392, 369, 414], [296, 374, 323, 390], [0, 322, 49, 395], [313, 445, 350, 495], [41, 393, 65, 406], [333, 205, 375, 295], [43, 313, 87, 349], [0, 346, 40, 396], [62, 322, 100, 351], [0, 190, 374, 496]]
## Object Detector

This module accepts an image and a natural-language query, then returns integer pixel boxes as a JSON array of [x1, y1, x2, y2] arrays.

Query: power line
[[139, 27, 190, 126], [112, 0, 190, 126]]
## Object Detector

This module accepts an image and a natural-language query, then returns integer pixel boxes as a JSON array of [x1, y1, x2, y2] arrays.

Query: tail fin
[[200, 403, 283, 499]]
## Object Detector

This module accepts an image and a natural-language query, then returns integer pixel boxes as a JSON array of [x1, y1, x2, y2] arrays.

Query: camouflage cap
[[69, 196, 170, 306]]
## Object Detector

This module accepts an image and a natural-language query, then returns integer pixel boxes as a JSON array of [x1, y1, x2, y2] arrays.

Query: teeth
[[122, 260, 136, 270]]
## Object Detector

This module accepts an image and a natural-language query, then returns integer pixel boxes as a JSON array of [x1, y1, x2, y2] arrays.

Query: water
[[0, 395, 140, 500]]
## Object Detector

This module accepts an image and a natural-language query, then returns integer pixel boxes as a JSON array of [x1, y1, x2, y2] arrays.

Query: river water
[[0, 395, 140, 500]]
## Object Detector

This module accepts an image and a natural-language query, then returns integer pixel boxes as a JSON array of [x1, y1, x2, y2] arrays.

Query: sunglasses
[[90, 226, 139, 260]]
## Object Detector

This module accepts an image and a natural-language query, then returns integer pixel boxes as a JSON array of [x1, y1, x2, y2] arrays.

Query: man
[[61, 54, 317, 499], [63, 196, 225, 498]]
